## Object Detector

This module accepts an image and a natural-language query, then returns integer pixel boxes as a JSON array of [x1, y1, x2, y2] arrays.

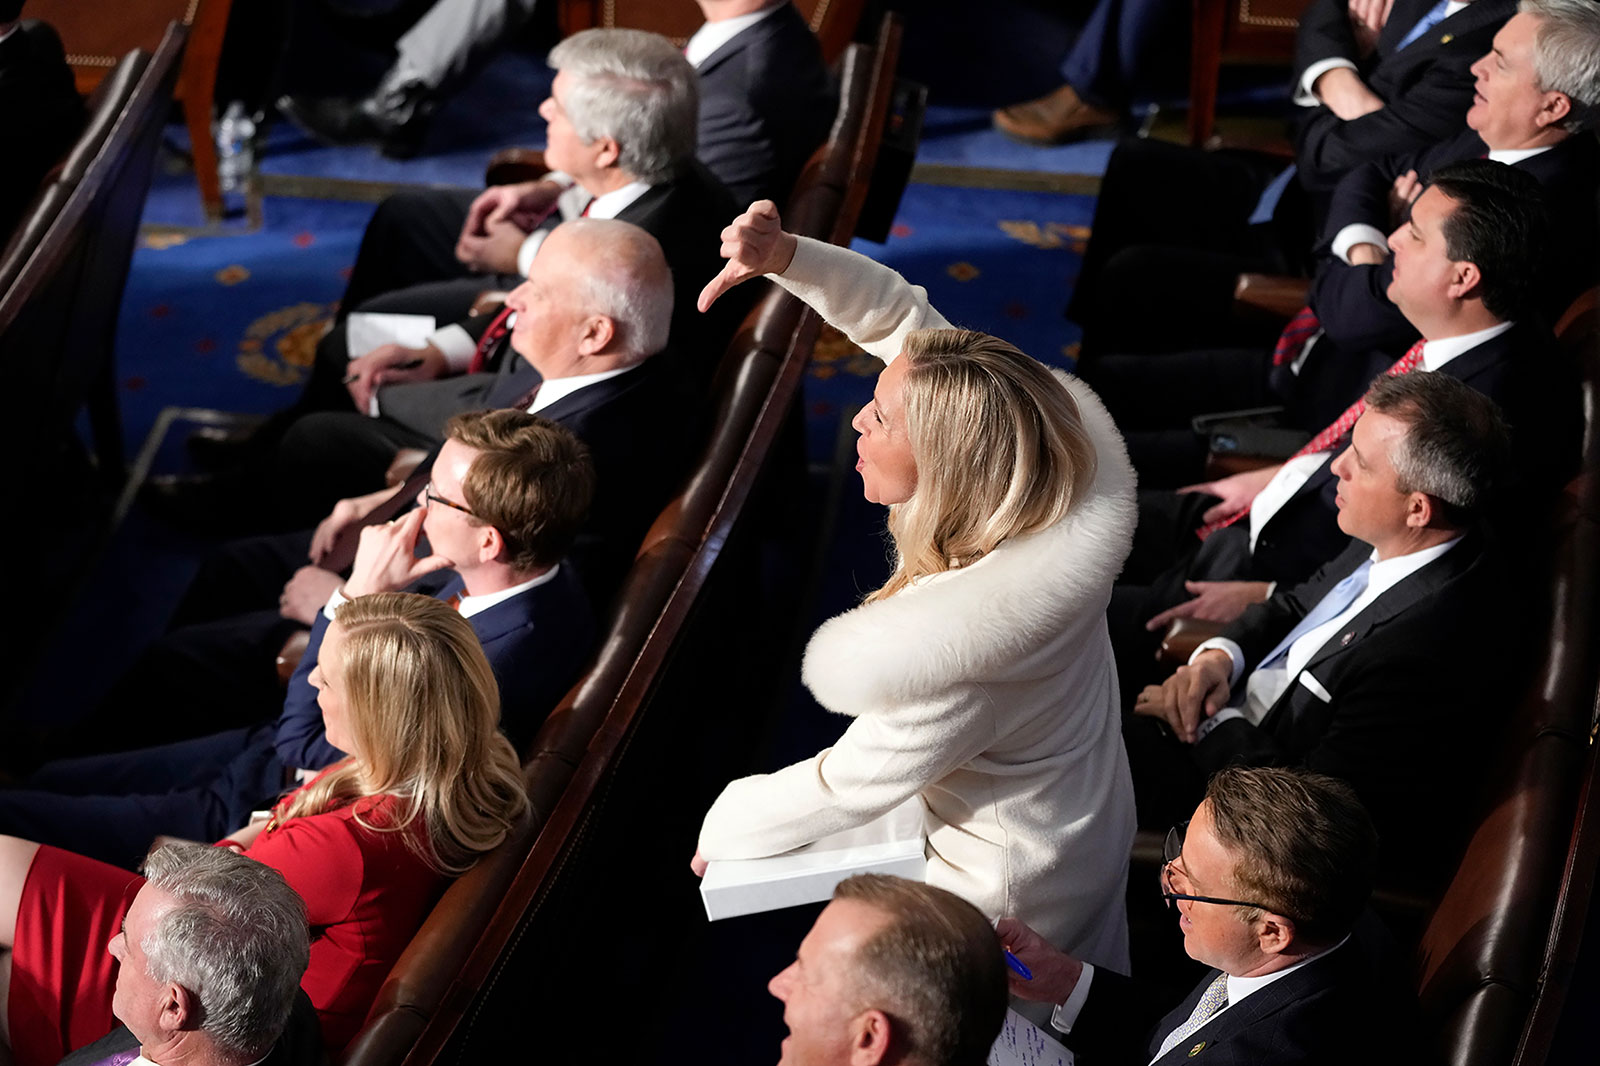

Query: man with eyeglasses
[[0, 410, 595, 869], [998, 767, 1412, 1065]]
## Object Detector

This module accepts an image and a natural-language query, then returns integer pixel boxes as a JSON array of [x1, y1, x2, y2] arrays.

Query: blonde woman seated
[[0, 593, 528, 1063], [692, 203, 1139, 970]]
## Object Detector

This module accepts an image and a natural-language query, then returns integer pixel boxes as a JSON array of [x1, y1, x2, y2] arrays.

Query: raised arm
[[699, 201, 952, 364]]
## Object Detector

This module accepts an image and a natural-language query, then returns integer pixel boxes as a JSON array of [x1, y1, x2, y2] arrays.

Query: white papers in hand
[[699, 798, 926, 921], [988, 1009, 1075, 1066], [344, 312, 437, 360]]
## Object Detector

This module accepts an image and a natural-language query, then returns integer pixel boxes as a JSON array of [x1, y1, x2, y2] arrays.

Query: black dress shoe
[[141, 472, 260, 532], [186, 424, 260, 471], [277, 78, 434, 159]]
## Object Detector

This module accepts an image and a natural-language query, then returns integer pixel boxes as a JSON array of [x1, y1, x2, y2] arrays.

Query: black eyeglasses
[[424, 483, 475, 517], [1159, 821, 1276, 912]]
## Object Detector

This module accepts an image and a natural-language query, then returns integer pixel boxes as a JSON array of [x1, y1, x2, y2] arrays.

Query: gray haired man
[[55, 844, 321, 1066]]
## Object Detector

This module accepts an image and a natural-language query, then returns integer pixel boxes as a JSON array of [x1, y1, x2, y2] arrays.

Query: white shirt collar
[[527, 365, 634, 414], [1224, 933, 1351, 1006], [457, 564, 560, 616], [1487, 145, 1553, 166], [0, 24, 19, 44], [1365, 535, 1461, 588], [1421, 319, 1514, 371], [576, 179, 653, 220], [683, 4, 784, 67]]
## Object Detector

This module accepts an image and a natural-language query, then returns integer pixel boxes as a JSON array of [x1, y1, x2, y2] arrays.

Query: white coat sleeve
[[697, 683, 996, 860], [768, 236, 954, 365]]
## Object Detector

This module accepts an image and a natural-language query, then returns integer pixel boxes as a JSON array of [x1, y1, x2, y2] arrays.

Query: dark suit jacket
[[275, 568, 595, 769], [1313, 132, 1600, 353], [1251, 320, 1580, 586], [362, 355, 695, 604], [0, 20, 87, 241], [1198, 536, 1509, 878], [697, 2, 834, 207], [1292, 0, 1515, 190], [55, 992, 325, 1066], [1065, 914, 1408, 1065], [448, 159, 740, 388]]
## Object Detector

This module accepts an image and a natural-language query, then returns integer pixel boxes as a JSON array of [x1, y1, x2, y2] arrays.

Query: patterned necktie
[[95, 1049, 140, 1066], [467, 305, 515, 374], [1156, 971, 1230, 1059], [1196, 340, 1427, 539], [509, 381, 542, 412], [1396, 0, 1453, 50], [1273, 306, 1321, 366], [1254, 557, 1374, 671]]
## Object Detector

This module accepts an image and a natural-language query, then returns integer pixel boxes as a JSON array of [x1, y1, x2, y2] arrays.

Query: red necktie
[[1196, 339, 1428, 539], [1273, 305, 1321, 366], [467, 306, 515, 374]]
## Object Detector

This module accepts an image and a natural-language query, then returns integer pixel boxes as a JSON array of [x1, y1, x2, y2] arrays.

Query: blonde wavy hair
[[276, 592, 529, 874], [869, 329, 1098, 602]]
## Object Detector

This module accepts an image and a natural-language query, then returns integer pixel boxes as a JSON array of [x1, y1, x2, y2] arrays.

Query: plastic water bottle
[[215, 101, 256, 193]]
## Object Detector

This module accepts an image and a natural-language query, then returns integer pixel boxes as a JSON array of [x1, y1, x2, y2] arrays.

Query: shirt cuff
[[427, 324, 479, 372], [1296, 58, 1358, 107], [1049, 963, 1095, 1035], [1331, 224, 1389, 264], [1195, 707, 1246, 742], [1192, 638, 1246, 687], [516, 228, 551, 278], [323, 586, 350, 621]]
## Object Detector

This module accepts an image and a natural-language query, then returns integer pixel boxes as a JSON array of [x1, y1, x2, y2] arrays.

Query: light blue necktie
[[1396, 0, 1453, 50], [1255, 558, 1374, 672]]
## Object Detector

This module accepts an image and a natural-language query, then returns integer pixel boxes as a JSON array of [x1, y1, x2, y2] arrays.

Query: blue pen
[[1005, 948, 1032, 981]]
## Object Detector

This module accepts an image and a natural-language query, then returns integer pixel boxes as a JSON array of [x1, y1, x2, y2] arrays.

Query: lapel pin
[[1441, 33, 1453, 43], [1341, 631, 1354, 645], [1188, 1042, 1207, 1057]]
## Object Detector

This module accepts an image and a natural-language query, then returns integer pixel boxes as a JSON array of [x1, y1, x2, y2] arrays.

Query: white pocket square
[[1297, 671, 1333, 703]]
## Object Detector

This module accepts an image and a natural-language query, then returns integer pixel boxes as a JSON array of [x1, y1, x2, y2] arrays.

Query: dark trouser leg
[[272, 412, 435, 529], [169, 532, 315, 628], [339, 188, 480, 315], [1059, 0, 1192, 109]]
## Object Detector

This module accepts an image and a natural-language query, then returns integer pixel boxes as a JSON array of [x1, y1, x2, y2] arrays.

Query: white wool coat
[[698, 238, 1138, 969]]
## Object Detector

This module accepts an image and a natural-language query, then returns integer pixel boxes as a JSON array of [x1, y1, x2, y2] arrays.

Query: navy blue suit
[[1066, 914, 1411, 1065], [0, 568, 593, 870], [1059, 0, 1191, 111], [696, 1, 834, 207]]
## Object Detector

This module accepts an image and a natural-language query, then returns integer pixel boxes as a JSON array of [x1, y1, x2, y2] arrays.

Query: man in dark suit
[[1000, 768, 1409, 1066], [2, 412, 596, 867], [0, 7, 86, 241], [1129, 373, 1515, 880], [1313, 0, 1600, 355], [1069, 0, 1516, 358], [1109, 161, 1580, 694], [56, 843, 322, 1066]]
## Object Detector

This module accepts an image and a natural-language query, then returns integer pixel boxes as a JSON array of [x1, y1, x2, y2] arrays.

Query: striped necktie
[[1197, 340, 1427, 539]]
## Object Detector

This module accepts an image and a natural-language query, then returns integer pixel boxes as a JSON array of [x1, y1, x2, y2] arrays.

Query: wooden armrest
[[470, 291, 510, 318], [1157, 618, 1227, 665], [275, 629, 310, 686], [484, 147, 549, 187], [1233, 273, 1311, 321]]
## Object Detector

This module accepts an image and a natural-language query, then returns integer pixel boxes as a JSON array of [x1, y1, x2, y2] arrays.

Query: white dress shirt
[[683, 3, 783, 68], [324, 564, 561, 622]]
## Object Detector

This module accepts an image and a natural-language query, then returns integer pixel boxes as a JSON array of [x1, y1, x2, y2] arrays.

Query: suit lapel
[[1298, 535, 1479, 673], [535, 362, 651, 425], [463, 579, 542, 645]]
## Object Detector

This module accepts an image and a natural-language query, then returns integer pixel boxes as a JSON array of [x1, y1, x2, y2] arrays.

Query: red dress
[[7, 791, 450, 1065]]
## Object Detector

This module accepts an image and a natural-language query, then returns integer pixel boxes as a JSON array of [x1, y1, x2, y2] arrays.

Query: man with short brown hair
[[1000, 767, 1407, 1066], [772, 874, 1007, 1066]]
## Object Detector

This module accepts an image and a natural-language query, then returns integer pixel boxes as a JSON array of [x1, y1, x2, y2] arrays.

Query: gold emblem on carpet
[[237, 302, 337, 386]]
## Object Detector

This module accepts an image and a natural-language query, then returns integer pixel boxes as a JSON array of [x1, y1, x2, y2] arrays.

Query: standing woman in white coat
[[692, 202, 1139, 971]]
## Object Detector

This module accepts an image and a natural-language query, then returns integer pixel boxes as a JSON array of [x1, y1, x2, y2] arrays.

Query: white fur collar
[[801, 373, 1137, 711]]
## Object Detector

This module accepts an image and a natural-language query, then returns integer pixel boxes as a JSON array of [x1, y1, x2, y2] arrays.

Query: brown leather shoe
[[992, 84, 1122, 144]]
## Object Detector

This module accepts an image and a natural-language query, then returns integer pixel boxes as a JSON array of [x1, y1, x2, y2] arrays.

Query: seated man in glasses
[[0, 410, 595, 869], [999, 767, 1413, 1065], [1128, 371, 1517, 886]]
